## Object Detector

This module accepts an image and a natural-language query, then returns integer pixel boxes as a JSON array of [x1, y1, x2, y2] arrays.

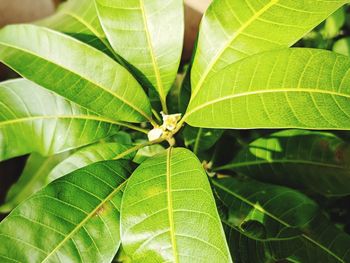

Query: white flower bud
[[148, 127, 163, 141]]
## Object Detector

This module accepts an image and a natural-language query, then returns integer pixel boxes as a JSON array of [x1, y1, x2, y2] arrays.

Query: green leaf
[[190, 0, 348, 101], [184, 126, 224, 154], [216, 130, 350, 197], [95, 0, 184, 105], [186, 48, 350, 129], [37, 0, 115, 58], [0, 24, 152, 123], [121, 147, 231, 262], [333, 37, 350, 56], [0, 79, 119, 161], [0, 160, 132, 263], [0, 152, 70, 213], [213, 177, 350, 263], [48, 142, 135, 181], [323, 7, 346, 39]]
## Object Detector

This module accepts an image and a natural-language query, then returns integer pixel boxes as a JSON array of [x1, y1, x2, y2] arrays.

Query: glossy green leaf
[[0, 79, 118, 161], [216, 130, 350, 196], [190, 0, 348, 101], [0, 24, 152, 123], [37, 0, 115, 58], [0, 152, 70, 213], [333, 37, 350, 56], [184, 126, 224, 154], [186, 49, 350, 129], [213, 177, 350, 263], [48, 142, 135, 181], [0, 160, 132, 263], [121, 147, 231, 262], [95, 0, 184, 104], [323, 7, 346, 39]]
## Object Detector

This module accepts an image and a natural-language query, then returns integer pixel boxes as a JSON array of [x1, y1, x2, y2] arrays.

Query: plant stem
[[113, 138, 165, 160], [193, 128, 203, 155], [152, 109, 162, 123], [160, 97, 169, 114]]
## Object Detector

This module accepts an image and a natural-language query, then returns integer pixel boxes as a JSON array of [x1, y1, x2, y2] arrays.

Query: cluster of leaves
[[1, 0, 350, 262]]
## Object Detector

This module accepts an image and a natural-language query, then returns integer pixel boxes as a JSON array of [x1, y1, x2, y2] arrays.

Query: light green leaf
[[0, 160, 133, 263], [186, 49, 350, 129], [0, 79, 119, 161], [333, 37, 350, 56], [48, 142, 135, 181], [213, 177, 350, 263], [37, 0, 115, 58], [215, 130, 350, 197], [0, 24, 152, 123], [190, 0, 348, 101], [95, 0, 184, 105], [121, 147, 231, 262], [0, 152, 70, 213]]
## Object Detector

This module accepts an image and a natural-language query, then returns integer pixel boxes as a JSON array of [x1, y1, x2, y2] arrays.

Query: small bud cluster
[[147, 112, 182, 141]]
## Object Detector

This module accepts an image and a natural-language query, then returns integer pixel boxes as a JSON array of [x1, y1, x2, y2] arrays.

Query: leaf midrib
[[190, 0, 279, 102], [139, 0, 166, 102], [166, 147, 179, 262], [215, 159, 347, 171], [41, 179, 127, 262], [212, 180, 345, 262], [0, 115, 120, 127], [185, 88, 350, 119], [0, 39, 151, 122]]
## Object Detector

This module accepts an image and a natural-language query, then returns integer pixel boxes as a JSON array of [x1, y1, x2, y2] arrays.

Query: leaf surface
[[216, 130, 350, 196], [121, 147, 231, 262], [213, 177, 350, 263], [0, 160, 132, 263], [0, 79, 118, 161], [190, 0, 348, 101], [48, 142, 135, 181], [0, 24, 152, 123], [0, 152, 69, 213], [95, 0, 184, 103], [186, 49, 350, 129], [37, 0, 114, 58]]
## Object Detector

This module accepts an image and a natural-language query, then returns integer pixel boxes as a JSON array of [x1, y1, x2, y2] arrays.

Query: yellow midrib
[[0, 115, 120, 127], [166, 147, 179, 262], [41, 180, 128, 262], [190, 0, 279, 102], [139, 0, 166, 102]]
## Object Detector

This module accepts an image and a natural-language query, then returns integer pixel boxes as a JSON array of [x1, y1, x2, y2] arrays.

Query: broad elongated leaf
[[95, 0, 184, 103], [190, 0, 348, 101], [216, 130, 350, 196], [0, 160, 132, 263], [0, 152, 69, 213], [121, 147, 231, 262], [213, 177, 350, 263], [184, 126, 223, 154], [37, 0, 114, 58], [186, 49, 350, 129], [0, 24, 152, 123], [0, 79, 118, 161], [48, 142, 135, 181]]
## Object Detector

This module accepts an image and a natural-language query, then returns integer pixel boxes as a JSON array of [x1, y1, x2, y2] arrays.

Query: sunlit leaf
[[0, 160, 133, 262], [0, 24, 152, 123], [186, 49, 350, 129], [0, 79, 118, 161], [121, 148, 231, 262]]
